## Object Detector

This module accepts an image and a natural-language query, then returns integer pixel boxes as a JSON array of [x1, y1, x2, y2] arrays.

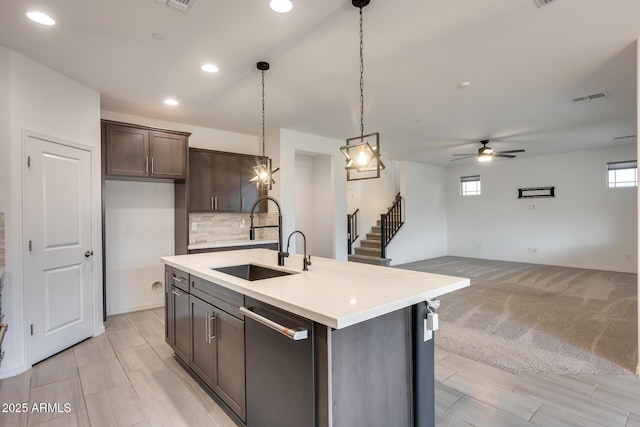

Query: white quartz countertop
[[188, 240, 278, 250], [162, 249, 469, 329]]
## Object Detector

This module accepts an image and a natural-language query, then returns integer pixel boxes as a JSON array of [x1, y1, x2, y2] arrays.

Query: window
[[607, 161, 637, 188], [461, 175, 481, 196]]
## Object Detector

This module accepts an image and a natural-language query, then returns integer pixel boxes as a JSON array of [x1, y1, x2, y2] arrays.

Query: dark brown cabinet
[[103, 121, 188, 180], [188, 148, 266, 213], [190, 295, 246, 421], [240, 156, 265, 213], [165, 267, 246, 422], [165, 266, 191, 363]]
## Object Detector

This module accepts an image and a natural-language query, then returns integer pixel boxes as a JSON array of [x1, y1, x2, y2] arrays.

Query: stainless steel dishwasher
[[242, 297, 315, 427]]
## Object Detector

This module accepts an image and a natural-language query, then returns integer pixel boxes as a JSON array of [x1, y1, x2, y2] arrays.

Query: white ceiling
[[0, 0, 638, 166]]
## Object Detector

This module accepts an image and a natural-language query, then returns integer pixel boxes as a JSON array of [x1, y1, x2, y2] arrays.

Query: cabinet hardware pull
[[145, 157, 149, 174], [171, 288, 185, 297], [240, 306, 308, 341], [214, 197, 218, 210], [209, 314, 217, 343], [151, 157, 154, 174], [172, 276, 186, 283], [205, 313, 210, 341], [210, 196, 214, 211], [241, 198, 244, 210]]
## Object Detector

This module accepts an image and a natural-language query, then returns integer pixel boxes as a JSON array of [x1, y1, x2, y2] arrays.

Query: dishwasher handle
[[240, 306, 309, 341]]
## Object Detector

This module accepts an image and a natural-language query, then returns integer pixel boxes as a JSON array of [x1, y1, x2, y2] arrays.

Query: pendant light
[[340, 0, 384, 181], [250, 61, 279, 190]]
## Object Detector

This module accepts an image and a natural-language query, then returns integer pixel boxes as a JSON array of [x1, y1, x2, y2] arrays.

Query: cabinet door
[[212, 153, 241, 212], [164, 266, 174, 347], [149, 131, 186, 179], [190, 296, 215, 385], [240, 156, 267, 213], [105, 124, 149, 177], [212, 310, 246, 421], [188, 150, 214, 212], [171, 286, 191, 363]]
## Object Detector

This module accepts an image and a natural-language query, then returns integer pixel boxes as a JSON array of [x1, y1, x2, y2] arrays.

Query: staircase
[[348, 193, 403, 267], [348, 220, 392, 266]]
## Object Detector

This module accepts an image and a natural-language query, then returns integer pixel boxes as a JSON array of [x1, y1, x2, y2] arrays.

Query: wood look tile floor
[[0, 309, 639, 426]]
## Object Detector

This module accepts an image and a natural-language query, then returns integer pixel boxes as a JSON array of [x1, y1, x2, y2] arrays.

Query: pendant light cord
[[261, 70, 266, 157], [359, 6, 365, 140]]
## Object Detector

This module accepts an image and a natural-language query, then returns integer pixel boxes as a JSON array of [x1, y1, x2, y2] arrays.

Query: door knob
[[85, 250, 94, 258]]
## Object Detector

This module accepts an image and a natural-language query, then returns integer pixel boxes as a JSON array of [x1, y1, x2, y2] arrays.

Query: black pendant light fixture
[[250, 61, 279, 190], [340, 0, 384, 181]]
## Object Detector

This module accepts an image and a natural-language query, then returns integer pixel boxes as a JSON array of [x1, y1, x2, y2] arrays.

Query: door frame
[[21, 129, 103, 366]]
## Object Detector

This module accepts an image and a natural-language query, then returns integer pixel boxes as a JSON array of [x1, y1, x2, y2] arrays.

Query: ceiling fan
[[451, 140, 525, 162]]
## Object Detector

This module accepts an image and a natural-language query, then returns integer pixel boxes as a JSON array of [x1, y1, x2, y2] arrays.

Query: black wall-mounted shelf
[[518, 187, 555, 199]]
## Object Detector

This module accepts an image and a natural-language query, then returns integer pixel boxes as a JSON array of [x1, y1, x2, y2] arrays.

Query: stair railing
[[380, 193, 404, 258], [347, 208, 360, 255]]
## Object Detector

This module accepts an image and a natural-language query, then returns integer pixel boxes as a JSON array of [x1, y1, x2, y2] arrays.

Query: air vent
[[571, 92, 607, 103], [157, 0, 196, 13], [533, 0, 556, 7]]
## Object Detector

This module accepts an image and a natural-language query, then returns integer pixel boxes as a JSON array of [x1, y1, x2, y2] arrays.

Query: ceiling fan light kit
[[451, 139, 525, 162], [340, 0, 385, 181]]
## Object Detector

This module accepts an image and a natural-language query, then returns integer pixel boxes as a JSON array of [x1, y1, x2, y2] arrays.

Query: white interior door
[[24, 134, 94, 364]]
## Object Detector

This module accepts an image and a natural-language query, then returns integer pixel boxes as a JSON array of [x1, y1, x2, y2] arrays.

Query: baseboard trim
[[107, 302, 164, 317], [0, 362, 30, 380]]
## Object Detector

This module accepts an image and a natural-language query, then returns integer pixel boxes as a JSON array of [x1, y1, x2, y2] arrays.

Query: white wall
[[105, 181, 174, 315], [387, 162, 448, 265], [1, 49, 101, 378], [280, 129, 347, 260], [447, 144, 637, 273], [100, 112, 259, 315], [294, 153, 333, 258]]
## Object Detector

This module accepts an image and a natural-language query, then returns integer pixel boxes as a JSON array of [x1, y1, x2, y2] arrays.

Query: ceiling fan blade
[[450, 156, 476, 161], [494, 149, 525, 154], [452, 153, 476, 156], [493, 154, 516, 158]]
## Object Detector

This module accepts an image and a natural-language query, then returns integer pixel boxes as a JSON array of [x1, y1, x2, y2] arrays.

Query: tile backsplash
[[189, 212, 279, 244], [0, 212, 4, 268]]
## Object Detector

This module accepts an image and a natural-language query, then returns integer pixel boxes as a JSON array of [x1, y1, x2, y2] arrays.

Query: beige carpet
[[396, 256, 638, 375]]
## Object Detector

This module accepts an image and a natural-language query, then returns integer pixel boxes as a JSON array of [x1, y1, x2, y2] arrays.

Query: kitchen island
[[162, 249, 469, 427]]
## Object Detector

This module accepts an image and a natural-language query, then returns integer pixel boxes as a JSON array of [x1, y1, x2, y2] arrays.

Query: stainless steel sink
[[211, 264, 296, 281]]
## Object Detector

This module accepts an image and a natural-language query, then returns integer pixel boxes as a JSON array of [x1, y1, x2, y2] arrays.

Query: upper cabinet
[[188, 148, 266, 213], [103, 121, 189, 180]]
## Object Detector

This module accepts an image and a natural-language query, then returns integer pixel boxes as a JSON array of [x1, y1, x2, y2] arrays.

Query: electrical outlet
[[240, 218, 245, 228], [124, 224, 132, 233], [527, 248, 538, 254], [191, 222, 197, 231]]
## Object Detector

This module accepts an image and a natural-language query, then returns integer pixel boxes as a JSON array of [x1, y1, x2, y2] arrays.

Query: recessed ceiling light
[[201, 64, 219, 73], [269, 0, 293, 13], [458, 81, 471, 89], [164, 98, 179, 106], [26, 11, 55, 26]]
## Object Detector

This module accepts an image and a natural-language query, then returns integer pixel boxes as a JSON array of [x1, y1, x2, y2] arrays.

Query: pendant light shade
[[251, 61, 279, 190], [340, 0, 384, 181]]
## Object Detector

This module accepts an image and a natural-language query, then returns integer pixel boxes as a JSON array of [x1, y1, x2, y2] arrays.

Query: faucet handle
[[282, 252, 290, 258], [306, 255, 312, 266]]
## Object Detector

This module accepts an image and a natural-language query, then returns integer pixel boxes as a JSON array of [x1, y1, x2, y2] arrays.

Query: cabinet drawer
[[170, 268, 190, 293], [190, 276, 244, 319]]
